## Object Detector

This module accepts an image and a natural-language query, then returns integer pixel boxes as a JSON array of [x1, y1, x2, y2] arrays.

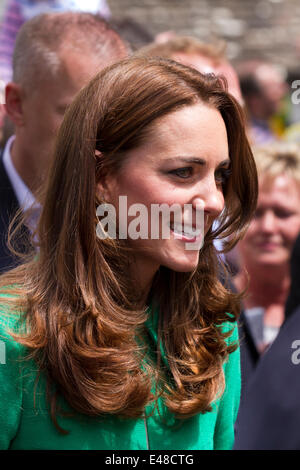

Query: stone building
[[0, 0, 299, 70], [108, 0, 300, 71]]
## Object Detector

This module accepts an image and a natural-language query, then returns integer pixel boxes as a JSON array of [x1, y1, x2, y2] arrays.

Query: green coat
[[0, 305, 240, 450]]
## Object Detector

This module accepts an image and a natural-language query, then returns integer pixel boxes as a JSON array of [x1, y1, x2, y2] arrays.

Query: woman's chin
[[246, 256, 290, 275], [163, 253, 200, 273], [256, 253, 289, 267]]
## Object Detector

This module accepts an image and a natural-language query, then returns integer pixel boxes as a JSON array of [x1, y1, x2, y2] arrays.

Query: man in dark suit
[[234, 302, 300, 449], [0, 12, 128, 273], [0, 151, 21, 272], [234, 233, 300, 450], [285, 233, 300, 320]]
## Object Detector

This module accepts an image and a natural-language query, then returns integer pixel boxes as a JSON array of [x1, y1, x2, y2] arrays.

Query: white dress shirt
[[2, 135, 41, 232]]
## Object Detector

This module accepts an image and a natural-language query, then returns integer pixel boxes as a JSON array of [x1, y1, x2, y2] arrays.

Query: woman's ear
[[95, 151, 117, 203], [95, 150, 107, 200], [96, 176, 118, 204], [96, 178, 110, 201]]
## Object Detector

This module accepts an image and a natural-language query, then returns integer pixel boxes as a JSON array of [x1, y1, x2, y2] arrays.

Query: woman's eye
[[170, 167, 193, 179], [215, 167, 231, 185], [274, 209, 294, 219]]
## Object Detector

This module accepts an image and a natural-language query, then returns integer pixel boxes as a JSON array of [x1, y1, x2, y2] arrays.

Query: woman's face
[[238, 174, 300, 270], [99, 102, 230, 284]]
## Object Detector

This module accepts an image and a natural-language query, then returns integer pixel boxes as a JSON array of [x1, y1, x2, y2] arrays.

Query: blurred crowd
[[1, 0, 300, 450]]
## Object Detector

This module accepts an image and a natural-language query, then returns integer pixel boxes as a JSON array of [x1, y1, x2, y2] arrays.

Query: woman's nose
[[192, 182, 225, 219], [260, 210, 276, 233]]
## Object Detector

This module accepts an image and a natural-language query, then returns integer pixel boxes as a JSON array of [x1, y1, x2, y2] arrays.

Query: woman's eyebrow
[[163, 157, 206, 165], [164, 157, 231, 167]]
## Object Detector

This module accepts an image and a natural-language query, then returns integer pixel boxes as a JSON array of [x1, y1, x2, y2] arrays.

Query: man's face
[[18, 50, 106, 185], [256, 65, 287, 116]]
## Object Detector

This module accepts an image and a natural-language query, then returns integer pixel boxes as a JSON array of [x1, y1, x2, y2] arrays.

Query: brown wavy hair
[[0, 57, 258, 430]]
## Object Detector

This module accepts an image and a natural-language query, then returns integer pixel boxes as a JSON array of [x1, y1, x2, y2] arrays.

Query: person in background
[[285, 231, 300, 319], [0, 0, 111, 85], [0, 1, 111, 150], [237, 61, 287, 145], [233, 143, 300, 390], [138, 35, 244, 106], [234, 274, 300, 448], [0, 12, 128, 272], [0, 56, 257, 450]]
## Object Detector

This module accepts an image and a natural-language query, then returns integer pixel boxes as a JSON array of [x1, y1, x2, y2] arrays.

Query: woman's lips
[[256, 241, 280, 251], [169, 223, 203, 243], [172, 231, 201, 243]]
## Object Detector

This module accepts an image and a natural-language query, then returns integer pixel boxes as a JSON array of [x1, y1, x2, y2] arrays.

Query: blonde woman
[[234, 143, 300, 384]]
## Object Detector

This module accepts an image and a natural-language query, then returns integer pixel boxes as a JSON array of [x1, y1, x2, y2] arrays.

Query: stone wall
[[0, 0, 299, 69], [108, 0, 300, 70]]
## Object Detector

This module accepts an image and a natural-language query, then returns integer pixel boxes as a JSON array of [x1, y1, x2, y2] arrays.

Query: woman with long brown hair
[[0, 56, 257, 450]]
